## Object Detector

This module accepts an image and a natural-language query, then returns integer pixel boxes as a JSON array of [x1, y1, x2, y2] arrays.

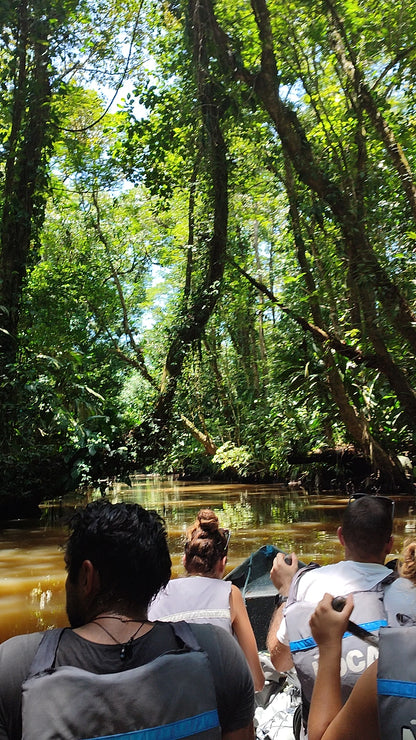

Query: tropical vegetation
[[1, 0, 416, 513]]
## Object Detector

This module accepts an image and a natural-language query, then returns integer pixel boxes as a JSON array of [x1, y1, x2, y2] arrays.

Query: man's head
[[64, 501, 171, 626], [338, 495, 394, 562]]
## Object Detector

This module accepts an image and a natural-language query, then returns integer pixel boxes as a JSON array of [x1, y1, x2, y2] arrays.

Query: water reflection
[[0, 523, 67, 641], [0, 476, 414, 643]]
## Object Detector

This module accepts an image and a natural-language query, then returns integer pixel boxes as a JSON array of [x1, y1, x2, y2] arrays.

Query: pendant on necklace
[[120, 639, 133, 661], [91, 616, 146, 660]]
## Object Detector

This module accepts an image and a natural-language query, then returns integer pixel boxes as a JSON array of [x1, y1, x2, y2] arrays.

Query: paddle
[[331, 596, 379, 648]]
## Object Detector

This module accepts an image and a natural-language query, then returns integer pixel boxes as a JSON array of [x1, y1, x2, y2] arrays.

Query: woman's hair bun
[[184, 509, 228, 575], [197, 509, 219, 533]]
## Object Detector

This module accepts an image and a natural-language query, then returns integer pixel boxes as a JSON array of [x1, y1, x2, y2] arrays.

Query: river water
[[1, 475, 415, 643]]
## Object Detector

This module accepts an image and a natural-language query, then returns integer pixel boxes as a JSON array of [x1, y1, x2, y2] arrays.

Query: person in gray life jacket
[[266, 494, 399, 735], [0, 501, 255, 740], [148, 508, 265, 691], [307, 592, 416, 740]]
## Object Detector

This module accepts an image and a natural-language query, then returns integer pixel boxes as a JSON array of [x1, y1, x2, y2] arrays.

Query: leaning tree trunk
[[129, 0, 229, 462], [202, 0, 416, 359], [325, 0, 416, 224]]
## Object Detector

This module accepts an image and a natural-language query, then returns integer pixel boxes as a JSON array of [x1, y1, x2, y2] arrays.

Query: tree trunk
[[325, 0, 416, 224], [203, 332, 238, 430], [203, 0, 416, 358], [180, 414, 217, 455], [0, 5, 53, 364], [283, 156, 411, 489]]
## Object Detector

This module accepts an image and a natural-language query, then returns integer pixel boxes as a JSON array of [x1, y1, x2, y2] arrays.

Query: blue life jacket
[[378, 625, 416, 740], [21, 622, 221, 740]]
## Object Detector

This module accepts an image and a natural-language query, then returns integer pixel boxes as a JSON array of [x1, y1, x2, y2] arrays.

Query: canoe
[[224, 545, 306, 651], [225, 545, 303, 739], [224, 544, 280, 651]]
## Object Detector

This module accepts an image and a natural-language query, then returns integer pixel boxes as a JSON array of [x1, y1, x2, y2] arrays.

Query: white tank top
[[148, 576, 233, 634]]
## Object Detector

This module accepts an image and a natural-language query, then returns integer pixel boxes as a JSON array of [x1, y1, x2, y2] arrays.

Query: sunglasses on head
[[221, 528, 231, 551], [348, 492, 395, 519]]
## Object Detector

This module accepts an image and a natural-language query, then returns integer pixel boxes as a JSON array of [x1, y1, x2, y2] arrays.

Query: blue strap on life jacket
[[86, 709, 220, 740], [289, 619, 388, 652], [378, 679, 416, 699]]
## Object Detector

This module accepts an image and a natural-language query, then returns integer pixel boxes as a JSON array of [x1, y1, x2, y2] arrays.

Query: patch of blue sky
[[140, 263, 174, 330]]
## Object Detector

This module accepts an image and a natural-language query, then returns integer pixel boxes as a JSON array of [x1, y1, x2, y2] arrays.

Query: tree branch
[[231, 258, 378, 367]]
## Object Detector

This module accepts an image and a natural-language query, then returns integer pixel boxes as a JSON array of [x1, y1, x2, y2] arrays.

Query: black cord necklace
[[91, 617, 148, 660], [94, 615, 142, 624]]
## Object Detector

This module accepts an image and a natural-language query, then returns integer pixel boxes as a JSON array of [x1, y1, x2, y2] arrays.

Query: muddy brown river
[[0, 476, 414, 643]]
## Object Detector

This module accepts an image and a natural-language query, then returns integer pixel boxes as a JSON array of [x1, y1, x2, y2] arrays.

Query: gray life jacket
[[286, 563, 395, 722], [21, 621, 221, 740], [148, 577, 233, 634], [378, 625, 416, 740]]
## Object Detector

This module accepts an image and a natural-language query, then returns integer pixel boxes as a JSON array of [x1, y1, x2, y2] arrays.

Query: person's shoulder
[[158, 577, 193, 595], [189, 621, 233, 644], [386, 576, 416, 594], [296, 561, 325, 582], [188, 624, 253, 698], [189, 623, 245, 659], [294, 561, 342, 598], [0, 632, 43, 683], [0, 631, 43, 656], [306, 560, 349, 581], [320, 561, 344, 572]]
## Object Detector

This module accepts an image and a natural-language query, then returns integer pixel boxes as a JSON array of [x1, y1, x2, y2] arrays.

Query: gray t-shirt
[[0, 621, 254, 740]]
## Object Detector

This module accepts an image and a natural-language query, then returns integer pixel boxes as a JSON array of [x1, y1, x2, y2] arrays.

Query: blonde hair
[[399, 539, 416, 583], [184, 509, 228, 575]]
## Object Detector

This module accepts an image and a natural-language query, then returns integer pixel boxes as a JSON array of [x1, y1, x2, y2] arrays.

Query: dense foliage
[[1, 0, 416, 510]]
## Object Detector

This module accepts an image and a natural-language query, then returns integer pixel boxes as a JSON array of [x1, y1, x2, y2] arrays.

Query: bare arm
[[230, 586, 265, 691], [308, 593, 380, 740], [222, 722, 255, 740], [310, 663, 379, 740], [266, 552, 298, 671], [266, 607, 293, 671]]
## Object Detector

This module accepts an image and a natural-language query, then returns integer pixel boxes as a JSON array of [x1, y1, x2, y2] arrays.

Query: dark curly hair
[[65, 501, 171, 612], [184, 509, 228, 575]]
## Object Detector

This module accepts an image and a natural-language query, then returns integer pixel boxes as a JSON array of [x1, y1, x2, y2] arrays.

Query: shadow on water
[[0, 475, 415, 642]]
